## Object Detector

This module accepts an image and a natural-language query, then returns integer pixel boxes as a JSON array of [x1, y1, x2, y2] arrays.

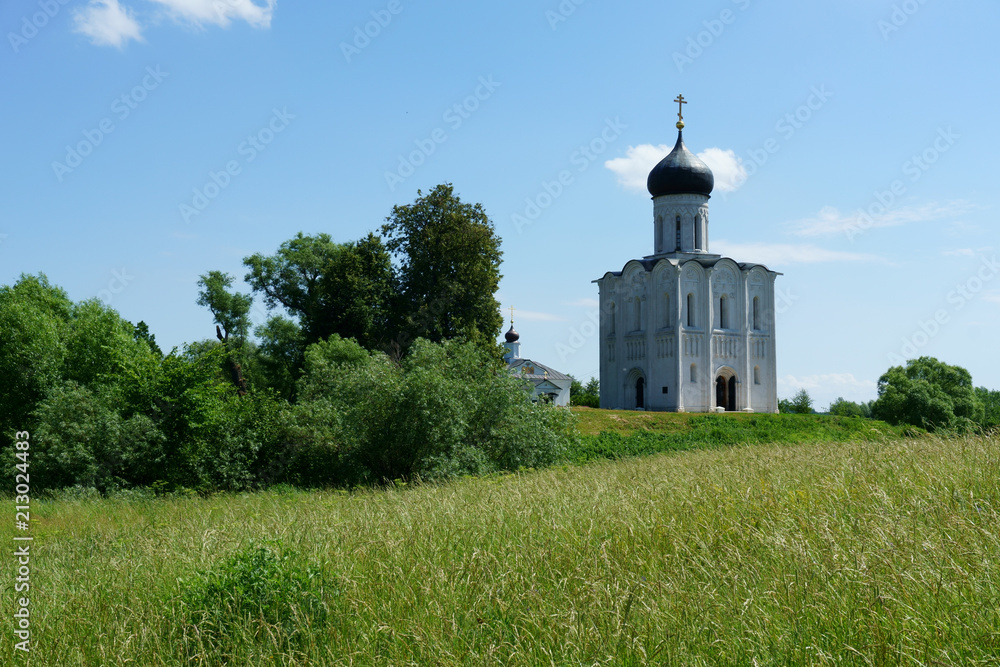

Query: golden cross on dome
[[674, 94, 687, 122], [510, 305, 516, 326]]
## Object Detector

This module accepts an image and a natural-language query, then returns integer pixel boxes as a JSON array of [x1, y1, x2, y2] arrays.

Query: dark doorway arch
[[716, 374, 738, 411], [636, 377, 645, 409]]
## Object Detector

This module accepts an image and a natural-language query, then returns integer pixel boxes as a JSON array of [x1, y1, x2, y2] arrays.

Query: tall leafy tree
[[242, 232, 393, 351], [381, 183, 503, 353], [254, 315, 305, 400], [0, 274, 72, 448], [197, 271, 253, 394], [871, 357, 983, 431]]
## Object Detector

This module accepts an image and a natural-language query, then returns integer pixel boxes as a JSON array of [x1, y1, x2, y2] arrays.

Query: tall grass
[[3, 434, 999, 665]]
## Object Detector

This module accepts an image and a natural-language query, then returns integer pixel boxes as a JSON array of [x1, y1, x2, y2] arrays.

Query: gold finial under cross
[[674, 94, 687, 129]]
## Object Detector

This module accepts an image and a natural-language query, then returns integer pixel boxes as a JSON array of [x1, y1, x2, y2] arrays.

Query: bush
[[286, 336, 575, 485], [179, 540, 329, 658], [156, 345, 288, 492], [29, 382, 167, 492]]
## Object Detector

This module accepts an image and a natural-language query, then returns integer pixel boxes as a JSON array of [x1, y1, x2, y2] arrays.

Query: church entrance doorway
[[635, 377, 645, 409], [715, 374, 737, 411]]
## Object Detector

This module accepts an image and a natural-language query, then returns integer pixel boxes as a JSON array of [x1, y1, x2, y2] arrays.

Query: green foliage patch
[[178, 540, 330, 661]]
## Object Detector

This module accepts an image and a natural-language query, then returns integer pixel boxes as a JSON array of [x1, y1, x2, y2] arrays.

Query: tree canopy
[[779, 389, 813, 414], [871, 356, 983, 432], [242, 232, 393, 352], [381, 183, 503, 353]]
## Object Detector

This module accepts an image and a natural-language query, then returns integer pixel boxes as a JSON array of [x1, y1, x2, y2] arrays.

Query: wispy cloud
[[73, 0, 143, 48], [983, 292, 1000, 305], [564, 297, 599, 308], [942, 246, 993, 258], [74, 0, 276, 47], [605, 144, 746, 194], [150, 0, 276, 29], [788, 202, 970, 237], [711, 241, 884, 266]]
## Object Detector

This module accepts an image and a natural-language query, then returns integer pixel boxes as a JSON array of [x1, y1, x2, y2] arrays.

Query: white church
[[595, 96, 780, 413], [503, 318, 573, 406]]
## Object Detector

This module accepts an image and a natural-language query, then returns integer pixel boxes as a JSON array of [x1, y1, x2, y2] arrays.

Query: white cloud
[[605, 144, 668, 192], [983, 292, 1000, 305], [73, 0, 143, 48], [604, 144, 746, 194], [696, 147, 746, 193], [515, 310, 566, 322], [942, 246, 993, 258], [564, 297, 599, 308], [788, 202, 970, 237], [150, 0, 276, 29], [711, 240, 884, 266]]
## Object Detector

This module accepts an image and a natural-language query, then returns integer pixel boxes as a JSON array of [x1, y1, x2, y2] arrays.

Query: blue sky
[[2, 0, 998, 410]]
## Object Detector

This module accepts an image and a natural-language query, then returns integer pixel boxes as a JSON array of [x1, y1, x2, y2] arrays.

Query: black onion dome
[[504, 325, 520, 343], [646, 130, 714, 198]]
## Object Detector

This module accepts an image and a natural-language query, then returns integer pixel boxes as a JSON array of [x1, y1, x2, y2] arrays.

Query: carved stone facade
[[594, 121, 779, 412]]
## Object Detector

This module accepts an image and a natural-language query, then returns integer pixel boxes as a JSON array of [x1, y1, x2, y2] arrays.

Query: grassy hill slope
[[567, 407, 915, 464], [6, 433, 998, 665]]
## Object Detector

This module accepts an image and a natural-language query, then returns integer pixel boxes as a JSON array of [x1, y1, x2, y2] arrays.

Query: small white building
[[503, 324, 573, 406], [595, 100, 779, 413]]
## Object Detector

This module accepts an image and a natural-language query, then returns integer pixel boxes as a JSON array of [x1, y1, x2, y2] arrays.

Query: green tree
[[254, 315, 306, 400], [975, 386, 1000, 430], [381, 184, 503, 353], [828, 397, 865, 418], [871, 357, 983, 432], [30, 381, 167, 491], [197, 271, 253, 394], [570, 376, 600, 408], [243, 233, 393, 352], [0, 274, 71, 448], [133, 321, 163, 358], [153, 344, 286, 491], [779, 389, 813, 414]]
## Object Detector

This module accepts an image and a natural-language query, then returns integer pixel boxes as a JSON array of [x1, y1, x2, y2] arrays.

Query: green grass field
[[567, 408, 915, 464], [4, 427, 998, 665]]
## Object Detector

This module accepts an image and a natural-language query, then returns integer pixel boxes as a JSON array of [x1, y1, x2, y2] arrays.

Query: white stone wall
[[597, 258, 778, 413]]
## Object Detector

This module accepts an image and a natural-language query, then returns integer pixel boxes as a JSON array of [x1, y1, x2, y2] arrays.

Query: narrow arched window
[[633, 296, 642, 331], [663, 293, 671, 328], [686, 293, 695, 327], [719, 295, 729, 329], [608, 302, 616, 335], [694, 216, 702, 251], [752, 296, 760, 330], [754, 366, 761, 385], [690, 363, 697, 383], [675, 215, 681, 249]]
